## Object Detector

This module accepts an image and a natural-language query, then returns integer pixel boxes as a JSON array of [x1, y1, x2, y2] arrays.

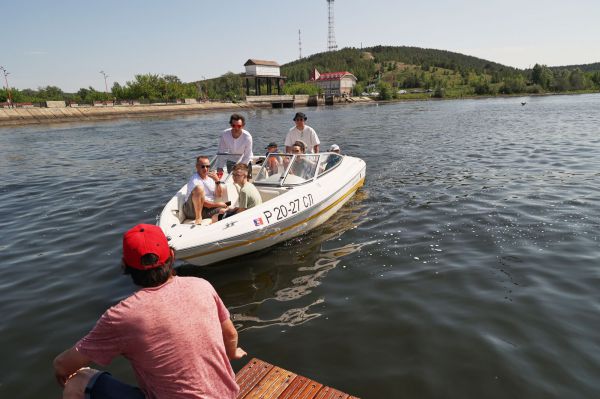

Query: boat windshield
[[254, 153, 320, 186], [210, 153, 244, 182]]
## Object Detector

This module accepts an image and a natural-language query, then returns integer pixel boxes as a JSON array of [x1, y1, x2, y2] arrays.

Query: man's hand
[[232, 347, 247, 360], [53, 347, 91, 388], [208, 171, 219, 181]]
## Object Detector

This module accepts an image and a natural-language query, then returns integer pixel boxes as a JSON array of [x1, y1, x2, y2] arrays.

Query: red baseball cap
[[122, 224, 171, 270]]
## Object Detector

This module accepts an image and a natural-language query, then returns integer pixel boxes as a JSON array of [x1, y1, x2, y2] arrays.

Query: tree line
[[2, 46, 599, 104]]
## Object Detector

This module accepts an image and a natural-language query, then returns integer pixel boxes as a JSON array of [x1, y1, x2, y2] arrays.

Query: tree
[[377, 81, 393, 100], [353, 82, 365, 95], [531, 64, 553, 90], [568, 68, 586, 90], [283, 82, 319, 95]]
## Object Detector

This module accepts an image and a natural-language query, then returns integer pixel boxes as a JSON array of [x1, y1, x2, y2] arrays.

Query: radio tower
[[327, 0, 338, 51], [298, 29, 302, 59]]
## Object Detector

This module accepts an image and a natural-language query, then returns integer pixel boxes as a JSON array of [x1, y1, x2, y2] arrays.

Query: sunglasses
[[294, 119, 304, 122], [198, 164, 210, 169], [231, 124, 243, 128]]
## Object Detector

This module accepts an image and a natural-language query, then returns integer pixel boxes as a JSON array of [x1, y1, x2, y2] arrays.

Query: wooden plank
[[242, 366, 297, 399], [235, 358, 359, 399], [279, 375, 323, 399], [236, 358, 274, 399], [313, 386, 350, 399]]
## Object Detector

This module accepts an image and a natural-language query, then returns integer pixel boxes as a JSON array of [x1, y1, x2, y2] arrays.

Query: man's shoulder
[[221, 128, 233, 137], [242, 182, 258, 192], [188, 172, 200, 183], [173, 275, 211, 289]]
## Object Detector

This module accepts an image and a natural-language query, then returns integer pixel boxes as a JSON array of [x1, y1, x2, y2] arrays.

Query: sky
[[3, 0, 600, 92]]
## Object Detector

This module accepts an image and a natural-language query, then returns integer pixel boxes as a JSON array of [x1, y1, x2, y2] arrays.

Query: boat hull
[[159, 156, 366, 266]]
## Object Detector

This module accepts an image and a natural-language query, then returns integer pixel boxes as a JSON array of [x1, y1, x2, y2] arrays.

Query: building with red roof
[[309, 68, 357, 96]]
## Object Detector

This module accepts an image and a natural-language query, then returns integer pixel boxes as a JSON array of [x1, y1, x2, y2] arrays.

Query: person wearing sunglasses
[[182, 156, 228, 224], [217, 113, 254, 164], [284, 112, 320, 154]]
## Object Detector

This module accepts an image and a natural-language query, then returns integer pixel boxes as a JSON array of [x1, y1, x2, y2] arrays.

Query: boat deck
[[236, 358, 359, 399]]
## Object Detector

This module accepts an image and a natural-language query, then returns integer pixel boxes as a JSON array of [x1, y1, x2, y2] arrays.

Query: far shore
[[1, 91, 596, 128]]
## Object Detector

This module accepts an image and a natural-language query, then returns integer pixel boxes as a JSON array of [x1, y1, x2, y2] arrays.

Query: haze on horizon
[[3, 0, 599, 92]]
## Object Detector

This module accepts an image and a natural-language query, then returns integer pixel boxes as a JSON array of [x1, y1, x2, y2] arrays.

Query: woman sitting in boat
[[287, 140, 318, 179]]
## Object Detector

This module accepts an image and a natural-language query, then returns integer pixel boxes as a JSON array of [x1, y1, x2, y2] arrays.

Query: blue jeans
[[85, 372, 145, 399]]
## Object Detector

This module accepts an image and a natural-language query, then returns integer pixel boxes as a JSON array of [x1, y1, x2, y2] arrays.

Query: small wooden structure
[[244, 59, 286, 96], [236, 358, 359, 399]]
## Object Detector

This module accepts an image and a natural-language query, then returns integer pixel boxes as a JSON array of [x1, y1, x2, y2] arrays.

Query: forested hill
[[550, 62, 600, 72], [280, 45, 600, 98], [281, 45, 515, 82]]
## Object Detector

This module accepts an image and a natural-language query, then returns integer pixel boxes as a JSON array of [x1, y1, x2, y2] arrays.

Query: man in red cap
[[53, 224, 246, 399]]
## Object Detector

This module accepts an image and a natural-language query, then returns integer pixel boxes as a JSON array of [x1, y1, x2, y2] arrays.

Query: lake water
[[1, 94, 599, 398]]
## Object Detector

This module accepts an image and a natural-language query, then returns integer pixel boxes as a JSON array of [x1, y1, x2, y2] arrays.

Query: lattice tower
[[327, 0, 338, 51], [299, 29, 302, 59]]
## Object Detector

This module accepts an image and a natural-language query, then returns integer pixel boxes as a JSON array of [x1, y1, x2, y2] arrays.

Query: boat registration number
[[262, 194, 314, 224]]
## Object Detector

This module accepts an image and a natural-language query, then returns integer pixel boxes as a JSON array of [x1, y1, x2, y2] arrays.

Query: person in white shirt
[[183, 156, 228, 224], [285, 112, 320, 154], [218, 114, 253, 164]]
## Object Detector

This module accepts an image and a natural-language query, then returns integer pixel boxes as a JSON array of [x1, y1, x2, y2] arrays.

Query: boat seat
[[258, 188, 284, 202], [182, 218, 213, 226]]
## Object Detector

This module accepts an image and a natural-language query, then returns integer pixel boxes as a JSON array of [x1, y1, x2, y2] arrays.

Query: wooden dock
[[236, 358, 359, 399]]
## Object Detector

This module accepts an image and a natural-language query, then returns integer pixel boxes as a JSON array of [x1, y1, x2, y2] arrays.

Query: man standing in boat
[[218, 113, 253, 164], [184, 155, 228, 224], [285, 112, 320, 154], [53, 224, 246, 399]]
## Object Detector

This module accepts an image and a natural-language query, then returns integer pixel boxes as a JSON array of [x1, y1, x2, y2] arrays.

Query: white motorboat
[[158, 152, 366, 266]]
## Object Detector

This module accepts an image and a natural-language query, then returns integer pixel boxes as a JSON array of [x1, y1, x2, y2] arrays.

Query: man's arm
[[221, 319, 247, 360], [53, 347, 91, 387], [313, 144, 320, 153], [243, 135, 253, 164], [217, 132, 226, 154]]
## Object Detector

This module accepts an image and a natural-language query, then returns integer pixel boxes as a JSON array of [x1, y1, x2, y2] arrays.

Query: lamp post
[[99, 70, 109, 94], [0, 66, 13, 107]]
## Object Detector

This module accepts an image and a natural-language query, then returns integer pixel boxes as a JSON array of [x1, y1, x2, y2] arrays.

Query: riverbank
[[0, 101, 258, 127], [0, 97, 378, 127], [0, 97, 374, 127]]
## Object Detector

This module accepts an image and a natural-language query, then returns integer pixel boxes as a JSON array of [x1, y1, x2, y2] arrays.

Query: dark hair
[[293, 140, 306, 153], [196, 155, 210, 164], [123, 253, 175, 287], [229, 113, 245, 124]]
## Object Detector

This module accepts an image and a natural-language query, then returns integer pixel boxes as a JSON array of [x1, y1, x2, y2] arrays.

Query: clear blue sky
[[3, 0, 600, 92]]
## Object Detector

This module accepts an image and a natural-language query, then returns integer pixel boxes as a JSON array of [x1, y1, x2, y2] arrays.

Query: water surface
[[1, 95, 599, 398]]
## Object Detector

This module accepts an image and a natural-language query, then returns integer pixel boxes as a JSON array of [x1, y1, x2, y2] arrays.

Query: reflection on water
[[177, 193, 369, 331]]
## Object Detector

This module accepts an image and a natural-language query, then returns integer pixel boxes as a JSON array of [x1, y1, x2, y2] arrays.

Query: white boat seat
[[182, 218, 213, 226], [258, 188, 285, 202]]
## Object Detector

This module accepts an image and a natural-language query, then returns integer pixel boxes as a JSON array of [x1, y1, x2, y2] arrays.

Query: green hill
[[549, 62, 600, 73], [280, 46, 600, 98]]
